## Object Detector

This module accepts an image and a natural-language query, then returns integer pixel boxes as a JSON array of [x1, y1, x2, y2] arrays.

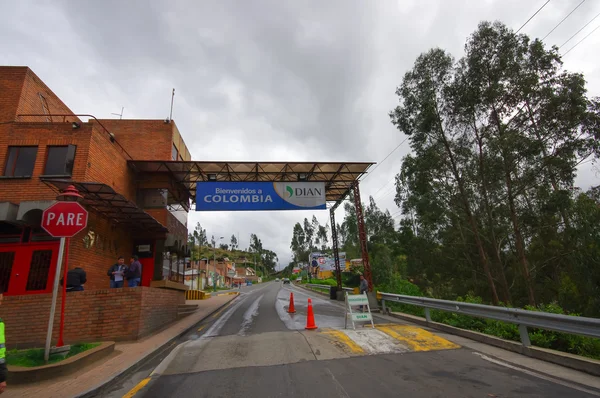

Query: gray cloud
[[1, 0, 598, 267]]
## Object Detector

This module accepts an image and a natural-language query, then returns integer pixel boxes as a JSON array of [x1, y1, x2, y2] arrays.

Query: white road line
[[473, 352, 600, 396], [238, 294, 263, 336]]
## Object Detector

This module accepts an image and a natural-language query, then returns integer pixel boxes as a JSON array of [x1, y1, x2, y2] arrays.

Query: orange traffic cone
[[288, 292, 296, 313], [305, 298, 317, 330]]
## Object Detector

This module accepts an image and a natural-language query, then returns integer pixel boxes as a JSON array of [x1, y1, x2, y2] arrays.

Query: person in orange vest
[[0, 288, 7, 394]]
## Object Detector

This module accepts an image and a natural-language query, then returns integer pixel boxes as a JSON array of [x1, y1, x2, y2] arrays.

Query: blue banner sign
[[196, 182, 327, 211]]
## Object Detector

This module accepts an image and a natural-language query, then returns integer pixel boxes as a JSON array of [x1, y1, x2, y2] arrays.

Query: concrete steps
[[177, 303, 199, 319]]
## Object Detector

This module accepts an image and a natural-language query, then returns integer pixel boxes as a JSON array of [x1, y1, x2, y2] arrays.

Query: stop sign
[[42, 202, 89, 238]]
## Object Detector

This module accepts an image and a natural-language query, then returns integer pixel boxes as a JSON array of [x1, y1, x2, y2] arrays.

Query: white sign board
[[352, 313, 372, 322], [346, 294, 369, 306], [344, 292, 375, 330]]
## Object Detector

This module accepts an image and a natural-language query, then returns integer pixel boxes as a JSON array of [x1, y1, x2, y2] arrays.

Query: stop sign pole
[[41, 188, 87, 362]]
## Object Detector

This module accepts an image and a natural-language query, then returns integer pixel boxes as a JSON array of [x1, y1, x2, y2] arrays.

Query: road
[[129, 281, 597, 398]]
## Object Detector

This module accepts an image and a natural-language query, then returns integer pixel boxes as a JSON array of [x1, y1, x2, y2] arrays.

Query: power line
[[561, 24, 600, 56], [361, 137, 409, 182], [542, 0, 586, 40], [516, 0, 551, 33], [559, 11, 600, 48]]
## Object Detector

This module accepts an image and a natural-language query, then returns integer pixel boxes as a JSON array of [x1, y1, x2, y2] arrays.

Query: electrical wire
[[361, 137, 409, 183], [559, 11, 600, 48], [542, 0, 586, 40], [516, 0, 551, 33], [561, 24, 600, 56]]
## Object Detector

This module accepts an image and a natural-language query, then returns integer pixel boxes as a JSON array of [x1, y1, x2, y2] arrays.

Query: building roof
[[42, 179, 168, 234], [129, 161, 375, 205]]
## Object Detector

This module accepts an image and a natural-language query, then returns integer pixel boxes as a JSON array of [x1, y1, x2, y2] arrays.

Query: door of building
[[0, 242, 60, 296]]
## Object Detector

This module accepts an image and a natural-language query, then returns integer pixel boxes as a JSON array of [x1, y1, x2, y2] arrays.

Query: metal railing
[[379, 292, 600, 347], [305, 283, 354, 292]]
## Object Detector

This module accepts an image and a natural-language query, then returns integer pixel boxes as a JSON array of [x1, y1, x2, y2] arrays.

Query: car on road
[[275, 278, 280, 281], [282, 278, 290, 284]]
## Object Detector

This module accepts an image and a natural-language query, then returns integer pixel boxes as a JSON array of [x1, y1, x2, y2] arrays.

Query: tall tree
[[230, 234, 238, 251]]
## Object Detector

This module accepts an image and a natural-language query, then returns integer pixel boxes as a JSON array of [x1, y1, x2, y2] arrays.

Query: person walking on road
[[108, 256, 127, 288], [359, 274, 369, 312], [126, 256, 143, 287], [0, 288, 8, 395]]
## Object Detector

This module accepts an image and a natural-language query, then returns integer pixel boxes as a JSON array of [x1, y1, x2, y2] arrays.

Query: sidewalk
[[3, 293, 239, 398]]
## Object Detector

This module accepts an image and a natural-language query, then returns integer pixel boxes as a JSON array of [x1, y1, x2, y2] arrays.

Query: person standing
[[359, 274, 369, 312], [127, 256, 142, 287], [107, 256, 127, 288], [0, 288, 7, 395], [61, 266, 87, 292]]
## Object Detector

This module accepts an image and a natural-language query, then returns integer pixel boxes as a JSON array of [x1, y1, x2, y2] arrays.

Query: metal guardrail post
[[519, 324, 531, 347], [425, 308, 432, 323], [382, 300, 386, 315]]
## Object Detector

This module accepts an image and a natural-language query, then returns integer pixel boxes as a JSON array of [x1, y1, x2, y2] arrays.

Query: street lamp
[[213, 236, 224, 292]]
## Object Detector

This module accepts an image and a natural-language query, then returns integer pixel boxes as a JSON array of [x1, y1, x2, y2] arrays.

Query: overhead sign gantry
[[129, 160, 377, 292]]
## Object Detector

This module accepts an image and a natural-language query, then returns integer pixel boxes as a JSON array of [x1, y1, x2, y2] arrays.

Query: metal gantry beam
[[330, 208, 342, 291], [353, 182, 372, 291]]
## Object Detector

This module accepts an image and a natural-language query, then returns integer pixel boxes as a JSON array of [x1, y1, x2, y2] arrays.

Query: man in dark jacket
[[107, 256, 127, 288], [0, 288, 7, 394], [127, 256, 143, 287], [61, 267, 87, 292]]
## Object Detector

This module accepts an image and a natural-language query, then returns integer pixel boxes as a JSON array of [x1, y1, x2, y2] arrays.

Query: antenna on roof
[[111, 107, 124, 119], [168, 88, 175, 122]]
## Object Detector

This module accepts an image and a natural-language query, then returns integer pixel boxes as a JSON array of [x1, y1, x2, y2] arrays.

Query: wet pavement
[[133, 281, 599, 398]]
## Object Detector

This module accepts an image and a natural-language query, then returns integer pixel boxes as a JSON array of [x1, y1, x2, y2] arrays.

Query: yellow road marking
[[197, 325, 206, 332], [321, 329, 365, 354], [375, 324, 460, 352], [122, 377, 150, 398]]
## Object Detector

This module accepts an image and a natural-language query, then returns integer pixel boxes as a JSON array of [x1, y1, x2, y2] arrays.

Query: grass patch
[[6, 343, 101, 367]]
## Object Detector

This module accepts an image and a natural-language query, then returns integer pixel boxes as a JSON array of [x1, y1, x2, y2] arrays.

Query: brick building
[[0, 66, 193, 347]]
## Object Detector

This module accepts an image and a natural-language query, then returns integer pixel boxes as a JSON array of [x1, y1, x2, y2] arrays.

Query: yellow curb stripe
[[122, 377, 151, 398], [321, 330, 365, 354], [375, 325, 460, 352], [197, 325, 206, 332]]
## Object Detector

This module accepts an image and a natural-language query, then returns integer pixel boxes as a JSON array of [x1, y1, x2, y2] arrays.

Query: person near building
[[61, 266, 87, 292], [0, 288, 7, 395], [107, 256, 127, 288], [127, 255, 143, 287]]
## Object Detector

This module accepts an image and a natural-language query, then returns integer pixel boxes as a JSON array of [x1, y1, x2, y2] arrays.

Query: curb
[[75, 294, 241, 398], [387, 310, 600, 378]]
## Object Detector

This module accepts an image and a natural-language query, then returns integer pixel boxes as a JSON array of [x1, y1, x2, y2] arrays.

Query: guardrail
[[305, 283, 354, 292], [378, 292, 600, 347]]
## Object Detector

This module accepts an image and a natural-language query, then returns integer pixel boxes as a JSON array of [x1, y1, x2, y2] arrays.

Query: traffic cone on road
[[305, 298, 317, 330], [288, 292, 296, 313]]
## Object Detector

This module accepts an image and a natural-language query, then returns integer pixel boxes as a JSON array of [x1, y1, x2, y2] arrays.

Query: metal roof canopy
[[42, 179, 169, 234], [129, 161, 376, 205]]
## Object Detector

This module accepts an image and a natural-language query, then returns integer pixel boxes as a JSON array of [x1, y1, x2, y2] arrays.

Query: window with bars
[[3, 146, 38, 177]]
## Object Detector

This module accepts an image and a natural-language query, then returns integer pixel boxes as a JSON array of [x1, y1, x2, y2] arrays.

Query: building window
[[172, 144, 178, 161], [3, 146, 38, 177], [43, 145, 76, 176]]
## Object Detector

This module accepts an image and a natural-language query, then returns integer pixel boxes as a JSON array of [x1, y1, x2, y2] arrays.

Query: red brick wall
[[0, 67, 27, 122], [0, 123, 91, 202], [16, 68, 80, 123], [0, 287, 184, 348], [68, 211, 135, 290], [138, 287, 185, 337], [85, 122, 136, 201], [98, 120, 174, 161]]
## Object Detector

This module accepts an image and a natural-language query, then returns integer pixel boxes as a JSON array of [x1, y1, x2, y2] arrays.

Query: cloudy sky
[[2, 0, 599, 268]]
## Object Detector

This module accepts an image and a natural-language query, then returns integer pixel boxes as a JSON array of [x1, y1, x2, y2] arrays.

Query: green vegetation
[[188, 224, 279, 277], [7, 343, 100, 367], [289, 21, 600, 360]]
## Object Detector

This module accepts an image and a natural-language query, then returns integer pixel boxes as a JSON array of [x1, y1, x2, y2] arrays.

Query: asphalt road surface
[[134, 282, 598, 398]]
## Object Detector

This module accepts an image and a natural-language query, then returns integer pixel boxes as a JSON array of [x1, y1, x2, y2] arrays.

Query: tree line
[[188, 223, 279, 275], [289, 21, 600, 318]]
